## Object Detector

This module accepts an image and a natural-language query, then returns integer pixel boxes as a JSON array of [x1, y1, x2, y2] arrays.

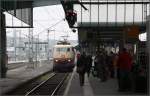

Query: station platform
[[64, 68, 147, 96], [0, 61, 53, 95]]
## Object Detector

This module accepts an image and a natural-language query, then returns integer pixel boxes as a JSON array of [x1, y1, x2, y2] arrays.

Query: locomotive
[[52, 40, 75, 72]]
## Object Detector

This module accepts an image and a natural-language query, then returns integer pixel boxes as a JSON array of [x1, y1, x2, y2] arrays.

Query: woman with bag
[[76, 52, 87, 86]]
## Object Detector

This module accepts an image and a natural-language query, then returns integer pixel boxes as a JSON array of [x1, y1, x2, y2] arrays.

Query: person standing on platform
[[94, 52, 99, 76], [94, 51, 101, 77], [108, 51, 115, 78], [86, 54, 92, 77], [76, 52, 87, 86], [97, 50, 107, 82], [117, 48, 133, 91], [112, 53, 119, 78], [76, 50, 81, 60]]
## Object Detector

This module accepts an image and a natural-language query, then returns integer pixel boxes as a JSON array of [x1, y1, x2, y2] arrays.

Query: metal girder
[[73, 1, 149, 5], [24, 42, 48, 44], [95, 35, 122, 37], [1, 1, 33, 10], [95, 34, 122, 37], [97, 32, 121, 34], [76, 22, 146, 32], [1, 0, 61, 10], [33, 0, 61, 7], [6, 26, 33, 28], [2, 0, 33, 27], [1, 0, 62, 27], [77, 26, 146, 32]]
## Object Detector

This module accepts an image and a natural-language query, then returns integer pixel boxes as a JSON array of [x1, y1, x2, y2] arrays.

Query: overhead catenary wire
[[43, 7, 56, 21], [34, 20, 47, 29], [34, 6, 62, 33], [51, 5, 64, 19], [33, 6, 65, 37], [33, 18, 65, 37]]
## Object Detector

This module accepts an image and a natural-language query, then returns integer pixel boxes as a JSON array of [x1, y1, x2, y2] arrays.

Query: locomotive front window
[[56, 48, 70, 52], [67, 48, 70, 52]]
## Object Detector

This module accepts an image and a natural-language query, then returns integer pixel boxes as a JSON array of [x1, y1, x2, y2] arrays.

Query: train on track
[[52, 40, 75, 72]]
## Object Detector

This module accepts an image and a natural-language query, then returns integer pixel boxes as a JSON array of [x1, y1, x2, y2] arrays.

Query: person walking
[[76, 52, 87, 86], [117, 48, 133, 91], [94, 52, 99, 75]]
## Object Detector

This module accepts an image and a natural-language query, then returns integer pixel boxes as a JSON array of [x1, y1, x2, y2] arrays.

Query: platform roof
[[1, 0, 64, 27], [1, 0, 148, 41]]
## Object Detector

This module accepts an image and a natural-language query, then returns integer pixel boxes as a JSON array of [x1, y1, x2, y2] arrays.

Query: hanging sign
[[123, 25, 139, 39]]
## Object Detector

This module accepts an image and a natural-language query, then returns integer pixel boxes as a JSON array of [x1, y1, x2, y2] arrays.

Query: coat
[[117, 51, 132, 71], [77, 54, 86, 73]]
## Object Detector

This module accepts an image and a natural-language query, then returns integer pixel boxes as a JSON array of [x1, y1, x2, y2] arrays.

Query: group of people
[[76, 48, 133, 92]]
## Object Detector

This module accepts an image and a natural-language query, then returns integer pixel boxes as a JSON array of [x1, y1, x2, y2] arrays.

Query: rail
[[25, 73, 56, 96], [25, 73, 68, 96], [50, 73, 68, 96]]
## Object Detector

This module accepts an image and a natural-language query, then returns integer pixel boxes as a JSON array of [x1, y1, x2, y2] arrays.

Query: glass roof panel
[[74, 1, 150, 24]]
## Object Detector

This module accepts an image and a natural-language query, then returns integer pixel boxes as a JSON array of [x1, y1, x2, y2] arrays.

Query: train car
[[53, 42, 75, 72]]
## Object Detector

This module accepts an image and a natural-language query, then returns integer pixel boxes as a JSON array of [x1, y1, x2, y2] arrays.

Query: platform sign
[[123, 25, 139, 39]]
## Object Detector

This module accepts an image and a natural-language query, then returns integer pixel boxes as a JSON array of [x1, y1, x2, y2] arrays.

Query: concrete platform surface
[[64, 70, 147, 96], [0, 61, 53, 95]]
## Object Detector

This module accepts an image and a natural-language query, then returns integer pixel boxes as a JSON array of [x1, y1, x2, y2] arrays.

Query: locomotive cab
[[53, 44, 75, 72]]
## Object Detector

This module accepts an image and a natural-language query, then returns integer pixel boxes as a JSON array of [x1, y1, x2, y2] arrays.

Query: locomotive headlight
[[55, 59, 58, 62], [68, 59, 71, 62]]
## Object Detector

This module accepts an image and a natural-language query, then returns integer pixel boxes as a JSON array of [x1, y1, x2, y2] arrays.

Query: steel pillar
[[119, 36, 125, 52], [0, 12, 7, 78], [146, 15, 150, 94]]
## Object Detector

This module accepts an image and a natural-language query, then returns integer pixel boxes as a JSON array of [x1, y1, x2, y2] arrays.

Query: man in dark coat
[[77, 52, 87, 86]]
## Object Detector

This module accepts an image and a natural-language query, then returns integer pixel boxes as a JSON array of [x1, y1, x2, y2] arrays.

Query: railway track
[[25, 73, 68, 96], [5, 71, 69, 96], [8, 63, 27, 70]]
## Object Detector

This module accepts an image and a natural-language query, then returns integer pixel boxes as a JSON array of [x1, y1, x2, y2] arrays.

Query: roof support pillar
[[119, 30, 126, 51], [146, 16, 150, 90], [0, 11, 7, 78]]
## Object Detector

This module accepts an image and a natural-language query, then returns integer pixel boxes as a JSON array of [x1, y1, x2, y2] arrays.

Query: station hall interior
[[0, 0, 149, 96]]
